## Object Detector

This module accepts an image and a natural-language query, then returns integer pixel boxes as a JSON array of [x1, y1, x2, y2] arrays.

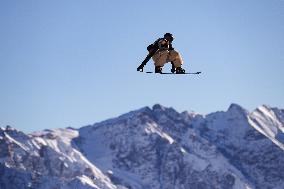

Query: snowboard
[[145, 71, 201, 75]]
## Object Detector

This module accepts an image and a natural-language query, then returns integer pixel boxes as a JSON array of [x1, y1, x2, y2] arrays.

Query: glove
[[137, 64, 144, 72]]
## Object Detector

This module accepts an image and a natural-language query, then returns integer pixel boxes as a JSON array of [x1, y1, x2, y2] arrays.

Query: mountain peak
[[227, 103, 248, 116], [152, 104, 166, 111], [256, 104, 272, 112], [0, 125, 26, 139], [251, 104, 275, 119], [1, 125, 17, 132]]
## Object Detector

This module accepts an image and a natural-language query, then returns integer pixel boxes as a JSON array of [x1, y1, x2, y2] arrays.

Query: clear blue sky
[[1, 0, 283, 133]]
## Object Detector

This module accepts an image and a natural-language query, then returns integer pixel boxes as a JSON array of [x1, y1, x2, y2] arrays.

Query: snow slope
[[0, 126, 119, 189]]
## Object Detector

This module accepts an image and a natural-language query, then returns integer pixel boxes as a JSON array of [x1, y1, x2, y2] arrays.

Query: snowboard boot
[[176, 67, 185, 74], [155, 66, 163, 73]]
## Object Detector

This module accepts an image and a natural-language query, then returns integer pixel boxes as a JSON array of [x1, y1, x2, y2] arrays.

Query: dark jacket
[[147, 38, 174, 53]]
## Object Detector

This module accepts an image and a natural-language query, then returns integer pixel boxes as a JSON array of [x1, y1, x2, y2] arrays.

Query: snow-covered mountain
[[1, 104, 284, 189]]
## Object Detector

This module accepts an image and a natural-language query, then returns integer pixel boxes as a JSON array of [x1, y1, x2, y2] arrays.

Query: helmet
[[164, 33, 174, 41]]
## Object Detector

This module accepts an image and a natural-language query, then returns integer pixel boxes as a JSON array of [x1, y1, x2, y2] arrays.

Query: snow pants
[[152, 50, 183, 67]]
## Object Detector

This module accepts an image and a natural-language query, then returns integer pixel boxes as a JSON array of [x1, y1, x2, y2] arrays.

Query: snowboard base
[[145, 71, 201, 75]]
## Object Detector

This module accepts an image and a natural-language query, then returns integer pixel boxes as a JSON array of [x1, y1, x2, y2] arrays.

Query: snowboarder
[[137, 33, 185, 74]]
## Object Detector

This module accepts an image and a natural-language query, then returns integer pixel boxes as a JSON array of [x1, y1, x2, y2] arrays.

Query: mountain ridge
[[1, 103, 284, 189]]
